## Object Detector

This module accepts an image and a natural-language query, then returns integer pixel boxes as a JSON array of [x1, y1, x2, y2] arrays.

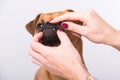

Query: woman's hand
[[29, 30, 90, 80], [50, 9, 120, 50]]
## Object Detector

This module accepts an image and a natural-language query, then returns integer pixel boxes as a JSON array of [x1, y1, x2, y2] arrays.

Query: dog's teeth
[[52, 28, 55, 31]]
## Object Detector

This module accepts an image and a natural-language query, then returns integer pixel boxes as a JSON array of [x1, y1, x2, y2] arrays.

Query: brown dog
[[25, 9, 86, 80]]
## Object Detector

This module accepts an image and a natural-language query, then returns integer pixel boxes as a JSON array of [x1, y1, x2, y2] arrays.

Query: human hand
[[29, 30, 90, 80], [50, 9, 120, 50]]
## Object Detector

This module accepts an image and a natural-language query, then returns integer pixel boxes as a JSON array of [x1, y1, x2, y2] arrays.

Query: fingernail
[[61, 23, 68, 28]]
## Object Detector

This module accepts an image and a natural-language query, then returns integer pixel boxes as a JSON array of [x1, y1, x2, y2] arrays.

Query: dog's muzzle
[[37, 22, 63, 46]]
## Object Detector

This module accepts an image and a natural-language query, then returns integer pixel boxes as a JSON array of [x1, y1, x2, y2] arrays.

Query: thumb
[[57, 30, 72, 45], [33, 32, 43, 42], [62, 22, 87, 36]]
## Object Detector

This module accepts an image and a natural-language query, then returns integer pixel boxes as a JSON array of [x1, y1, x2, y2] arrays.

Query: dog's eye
[[37, 23, 44, 32], [37, 23, 43, 28]]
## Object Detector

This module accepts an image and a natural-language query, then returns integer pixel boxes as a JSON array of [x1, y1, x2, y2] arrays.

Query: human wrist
[[104, 29, 120, 50], [68, 62, 95, 80], [100, 25, 120, 51], [110, 30, 120, 50]]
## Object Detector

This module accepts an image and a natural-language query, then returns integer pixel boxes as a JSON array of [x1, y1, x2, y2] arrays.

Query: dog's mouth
[[37, 22, 63, 46]]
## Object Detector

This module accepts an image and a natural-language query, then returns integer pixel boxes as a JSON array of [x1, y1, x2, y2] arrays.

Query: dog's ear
[[25, 20, 35, 36], [25, 14, 41, 36]]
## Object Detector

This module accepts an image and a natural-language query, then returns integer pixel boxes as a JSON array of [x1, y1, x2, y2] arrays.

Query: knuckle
[[28, 49, 32, 56], [85, 9, 96, 18], [28, 47, 33, 56], [43, 53, 50, 58], [80, 28, 89, 36], [32, 60, 34, 63], [88, 8, 95, 13], [31, 58, 35, 63], [30, 41, 33, 48], [64, 12, 73, 18], [30, 40, 36, 50]]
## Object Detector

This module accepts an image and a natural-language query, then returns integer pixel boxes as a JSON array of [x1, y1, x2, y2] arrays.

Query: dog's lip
[[38, 22, 62, 26], [37, 22, 63, 46], [37, 22, 62, 32]]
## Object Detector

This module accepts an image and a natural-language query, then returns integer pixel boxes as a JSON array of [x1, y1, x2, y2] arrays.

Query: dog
[[25, 9, 87, 80]]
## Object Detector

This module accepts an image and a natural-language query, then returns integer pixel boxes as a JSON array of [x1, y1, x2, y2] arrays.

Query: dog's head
[[26, 10, 86, 77], [25, 9, 74, 46]]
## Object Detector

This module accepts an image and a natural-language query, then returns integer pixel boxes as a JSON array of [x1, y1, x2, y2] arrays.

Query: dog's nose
[[37, 22, 63, 46]]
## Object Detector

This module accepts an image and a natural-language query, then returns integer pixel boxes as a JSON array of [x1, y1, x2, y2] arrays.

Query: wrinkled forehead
[[38, 11, 65, 24]]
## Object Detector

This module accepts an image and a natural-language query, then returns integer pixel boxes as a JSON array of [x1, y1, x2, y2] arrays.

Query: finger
[[71, 32, 81, 38], [62, 21, 88, 36], [29, 48, 47, 64], [30, 36, 48, 55], [50, 12, 83, 23], [33, 32, 43, 42], [30, 37, 53, 58], [57, 30, 72, 45], [32, 57, 56, 76], [32, 57, 47, 68], [32, 57, 42, 66]]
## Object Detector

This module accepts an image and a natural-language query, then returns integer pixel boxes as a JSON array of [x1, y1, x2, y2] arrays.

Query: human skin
[[29, 9, 120, 80], [29, 31, 91, 80], [50, 9, 120, 51]]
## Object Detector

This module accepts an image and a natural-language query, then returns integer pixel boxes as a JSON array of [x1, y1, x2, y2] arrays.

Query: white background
[[0, 0, 120, 80]]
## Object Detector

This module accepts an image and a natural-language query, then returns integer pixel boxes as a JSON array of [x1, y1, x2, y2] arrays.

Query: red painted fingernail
[[61, 23, 68, 28]]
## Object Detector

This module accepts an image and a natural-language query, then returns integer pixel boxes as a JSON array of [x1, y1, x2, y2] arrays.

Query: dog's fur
[[25, 9, 86, 80]]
